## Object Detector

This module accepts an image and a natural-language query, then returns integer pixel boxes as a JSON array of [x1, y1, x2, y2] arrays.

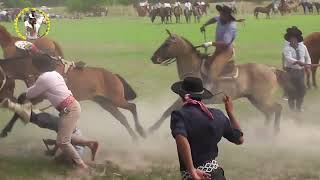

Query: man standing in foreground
[[170, 77, 244, 180]]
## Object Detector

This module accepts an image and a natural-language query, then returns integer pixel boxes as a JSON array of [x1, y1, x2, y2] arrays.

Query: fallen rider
[[0, 93, 99, 163]]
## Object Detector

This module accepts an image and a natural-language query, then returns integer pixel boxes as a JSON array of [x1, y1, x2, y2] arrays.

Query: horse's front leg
[[148, 98, 182, 134]]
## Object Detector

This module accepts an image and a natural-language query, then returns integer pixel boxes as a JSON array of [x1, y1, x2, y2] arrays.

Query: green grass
[[0, 13, 320, 180]]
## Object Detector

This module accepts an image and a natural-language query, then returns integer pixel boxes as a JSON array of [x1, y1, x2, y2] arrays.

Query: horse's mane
[[0, 25, 13, 43], [180, 36, 203, 57]]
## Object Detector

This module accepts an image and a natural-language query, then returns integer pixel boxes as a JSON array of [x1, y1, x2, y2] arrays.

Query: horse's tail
[[274, 69, 295, 95], [115, 74, 137, 101], [52, 40, 64, 58]]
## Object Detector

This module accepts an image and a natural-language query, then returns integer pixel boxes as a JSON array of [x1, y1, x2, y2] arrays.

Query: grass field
[[0, 10, 320, 180]]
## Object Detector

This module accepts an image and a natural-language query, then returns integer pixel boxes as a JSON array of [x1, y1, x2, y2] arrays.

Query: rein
[[0, 66, 7, 92]]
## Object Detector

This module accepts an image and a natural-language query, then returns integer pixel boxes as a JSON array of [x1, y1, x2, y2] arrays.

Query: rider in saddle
[[174, 0, 182, 7], [200, 5, 238, 81], [184, 0, 192, 11]]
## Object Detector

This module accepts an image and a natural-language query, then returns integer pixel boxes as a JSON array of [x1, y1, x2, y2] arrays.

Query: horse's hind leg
[[148, 98, 182, 134], [93, 97, 139, 140], [312, 66, 318, 88]]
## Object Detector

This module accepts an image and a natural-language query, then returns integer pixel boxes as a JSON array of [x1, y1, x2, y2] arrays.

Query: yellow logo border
[[14, 7, 51, 40]]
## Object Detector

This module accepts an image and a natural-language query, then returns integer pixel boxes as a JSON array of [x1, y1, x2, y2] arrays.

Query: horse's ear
[[166, 29, 172, 37]]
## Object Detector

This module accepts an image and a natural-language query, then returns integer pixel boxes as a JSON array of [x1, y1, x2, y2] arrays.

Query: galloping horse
[[149, 30, 293, 134], [150, 7, 172, 24], [304, 32, 320, 89], [0, 27, 146, 140], [254, 3, 273, 19], [184, 7, 192, 23], [173, 6, 183, 23]]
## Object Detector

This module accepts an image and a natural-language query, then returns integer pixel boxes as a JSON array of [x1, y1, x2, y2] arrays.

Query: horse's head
[[151, 29, 186, 64]]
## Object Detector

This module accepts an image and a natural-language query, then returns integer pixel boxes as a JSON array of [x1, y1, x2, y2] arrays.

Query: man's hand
[[200, 26, 206, 32], [224, 96, 233, 113], [293, 61, 305, 67], [202, 42, 213, 48], [190, 168, 211, 180]]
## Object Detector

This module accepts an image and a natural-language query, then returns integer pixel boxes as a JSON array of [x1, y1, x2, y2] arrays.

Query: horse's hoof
[[0, 131, 8, 138], [136, 126, 147, 139]]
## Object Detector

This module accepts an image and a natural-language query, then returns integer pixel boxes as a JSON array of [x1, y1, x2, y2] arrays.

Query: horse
[[200, 3, 210, 15], [173, 6, 183, 23], [149, 30, 293, 134], [150, 7, 172, 24], [192, 6, 202, 23], [300, 2, 313, 14], [254, 3, 273, 19], [278, 0, 299, 15], [0, 25, 64, 101], [134, 4, 149, 17], [0, 27, 146, 140], [184, 8, 192, 23], [314, 2, 320, 14], [304, 32, 320, 89]]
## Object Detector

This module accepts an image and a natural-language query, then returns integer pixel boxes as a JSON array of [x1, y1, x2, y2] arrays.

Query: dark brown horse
[[149, 30, 293, 134], [254, 3, 273, 19], [173, 6, 183, 23], [304, 32, 320, 89], [150, 7, 172, 24], [0, 29, 145, 140]]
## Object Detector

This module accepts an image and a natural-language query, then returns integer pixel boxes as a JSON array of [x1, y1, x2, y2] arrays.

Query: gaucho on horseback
[[200, 5, 239, 81]]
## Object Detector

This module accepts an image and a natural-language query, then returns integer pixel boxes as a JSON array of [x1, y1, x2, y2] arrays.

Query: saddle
[[52, 56, 86, 74], [219, 60, 239, 79]]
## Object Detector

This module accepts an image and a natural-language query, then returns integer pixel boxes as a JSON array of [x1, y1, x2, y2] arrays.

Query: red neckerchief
[[183, 94, 214, 120]]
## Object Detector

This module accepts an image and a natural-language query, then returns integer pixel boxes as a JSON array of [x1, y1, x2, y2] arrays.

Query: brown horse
[[173, 6, 183, 23], [0, 52, 146, 140], [279, 0, 299, 15], [150, 7, 172, 24], [149, 30, 293, 134], [0, 25, 64, 101], [254, 3, 273, 19], [134, 4, 149, 17], [304, 32, 320, 89]]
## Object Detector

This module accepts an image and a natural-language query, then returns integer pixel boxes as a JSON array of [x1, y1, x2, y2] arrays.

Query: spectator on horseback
[[170, 77, 244, 180], [184, 0, 192, 11], [24, 10, 38, 40], [283, 26, 311, 112], [200, 5, 240, 81], [174, 1, 181, 7]]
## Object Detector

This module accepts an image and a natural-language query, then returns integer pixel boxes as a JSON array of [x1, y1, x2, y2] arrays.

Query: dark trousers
[[287, 68, 306, 111], [182, 167, 226, 180], [30, 112, 59, 132]]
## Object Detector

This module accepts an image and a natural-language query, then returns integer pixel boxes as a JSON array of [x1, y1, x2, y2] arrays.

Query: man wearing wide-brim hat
[[170, 77, 244, 180], [282, 26, 311, 112], [200, 5, 244, 81]]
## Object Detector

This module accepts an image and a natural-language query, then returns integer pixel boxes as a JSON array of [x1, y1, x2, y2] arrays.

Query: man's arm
[[200, 17, 217, 32], [223, 96, 244, 145]]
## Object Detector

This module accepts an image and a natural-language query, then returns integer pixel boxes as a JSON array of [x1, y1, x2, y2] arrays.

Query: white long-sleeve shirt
[[283, 41, 311, 70], [184, 2, 192, 10], [26, 71, 73, 107]]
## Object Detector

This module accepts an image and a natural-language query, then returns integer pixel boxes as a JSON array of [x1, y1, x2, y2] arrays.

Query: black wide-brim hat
[[216, 5, 236, 21], [171, 77, 213, 99], [284, 26, 303, 42]]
